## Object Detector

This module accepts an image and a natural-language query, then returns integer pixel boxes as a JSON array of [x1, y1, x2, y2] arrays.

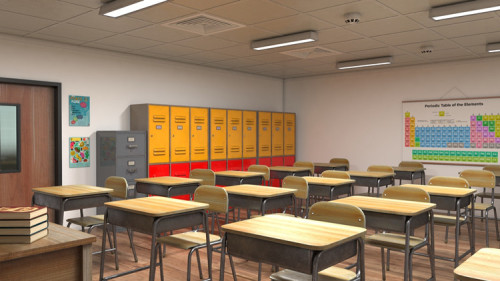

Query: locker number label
[[196, 126, 202, 130], [232, 126, 237, 130], [247, 127, 252, 131], [156, 125, 162, 130], [276, 127, 280, 131], [263, 127, 267, 131], [177, 125, 183, 130], [127, 137, 135, 142], [216, 126, 221, 130], [128, 160, 135, 166]]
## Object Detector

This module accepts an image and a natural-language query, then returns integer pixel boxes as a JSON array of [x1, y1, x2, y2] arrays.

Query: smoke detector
[[420, 45, 434, 54], [344, 12, 361, 24]]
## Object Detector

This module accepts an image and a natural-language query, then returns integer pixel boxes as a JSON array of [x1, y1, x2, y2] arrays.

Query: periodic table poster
[[402, 97, 500, 165]]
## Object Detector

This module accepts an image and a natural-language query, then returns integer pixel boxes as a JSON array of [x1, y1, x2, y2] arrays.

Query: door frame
[[0, 77, 62, 185]]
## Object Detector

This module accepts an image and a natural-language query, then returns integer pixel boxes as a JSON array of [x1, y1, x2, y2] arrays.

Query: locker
[[210, 109, 227, 160], [258, 157, 271, 167], [149, 164, 170, 177], [190, 107, 208, 161], [170, 106, 190, 163], [272, 156, 284, 167], [284, 113, 295, 156], [243, 158, 257, 171], [272, 112, 284, 157], [171, 162, 190, 178], [211, 160, 227, 172], [190, 161, 208, 170], [243, 111, 257, 158], [258, 112, 271, 158], [284, 156, 295, 167], [227, 110, 242, 159], [228, 159, 242, 171]]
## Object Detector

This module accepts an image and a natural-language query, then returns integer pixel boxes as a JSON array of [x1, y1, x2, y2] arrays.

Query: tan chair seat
[[270, 268, 357, 281], [433, 214, 466, 225], [66, 215, 104, 227], [157, 232, 221, 250], [365, 233, 425, 250], [473, 202, 495, 211], [475, 192, 500, 199]]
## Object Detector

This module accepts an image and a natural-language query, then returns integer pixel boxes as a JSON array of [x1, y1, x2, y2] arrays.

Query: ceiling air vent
[[281, 46, 341, 59], [163, 14, 244, 35]]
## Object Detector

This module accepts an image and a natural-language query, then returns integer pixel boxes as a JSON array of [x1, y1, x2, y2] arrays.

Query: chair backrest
[[459, 169, 496, 189], [398, 161, 424, 168], [308, 201, 365, 228], [329, 158, 350, 170], [320, 170, 350, 179], [194, 185, 229, 214], [248, 164, 270, 181], [283, 176, 308, 200], [105, 176, 128, 199], [190, 169, 215, 186], [483, 165, 500, 176], [428, 176, 469, 188], [367, 165, 394, 173], [293, 161, 314, 176], [382, 186, 430, 203]]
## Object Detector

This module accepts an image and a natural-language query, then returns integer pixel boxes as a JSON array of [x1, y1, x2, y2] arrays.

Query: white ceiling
[[2, 0, 500, 78]]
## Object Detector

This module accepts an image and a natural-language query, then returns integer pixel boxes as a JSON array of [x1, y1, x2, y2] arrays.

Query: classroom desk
[[453, 248, 500, 281], [393, 167, 426, 185], [219, 214, 366, 281], [223, 184, 296, 218], [135, 176, 202, 198], [347, 171, 394, 197], [302, 176, 355, 200], [99, 196, 209, 281], [402, 184, 476, 266], [334, 196, 436, 281], [32, 185, 113, 225], [313, 162, 349, 175], [215, 170, 265, 186], [0, 223, 95, 281], [270, 166, 311, 182]]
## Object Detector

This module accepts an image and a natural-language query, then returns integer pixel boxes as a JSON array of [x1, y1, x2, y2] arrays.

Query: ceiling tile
[[0, 0, 90, 21], [0, 10, 55, 33], [253, 14, 333, 34], [172, 0, 239, 11], [213, 44, 256, 57], [345, 16, 422, 37], [33, 23, 115, 42], [0, 26, 29, 36], [174, 36, 240, 51], [324, 38, 387, 53], [207, 0, 298, 25], [270, 0, 358, 12], [316, 28, 363, 44], [452, 32, 500, 47], [432, 18, 500, 38], [311, 0, 399, 26], [408, 10, 494, 28], [127, 25, 200, 43], [180, 51, 233, 63], [58, 0, 101, 9], [347, 46, 404, 58], [249, 52, 299, 63], [423, 48, 477, 61], [68, 10, 151, 33], [91, 34, 163, 50], [142, 43, 201, 57], [127, 2, 197, 23], [209, 57, 264, 69], [373, 29, 442, 45], [375, 0, 460, 15], [396, 39, 461, 54], [213, 27, 278, 44], [84, 42, 137, 53], [30, 32, 87, 45], [465, 45, 490, 56]]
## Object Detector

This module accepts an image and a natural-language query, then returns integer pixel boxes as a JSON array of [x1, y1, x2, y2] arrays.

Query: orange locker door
[[170, 106, 190, 163], [210, 109, 227, 160], [272, 112, 284, 157], [258, 112, 271, 158], [190, 107, 208, 162], [243, 111, 257, 159], [149, 105, 169, 163], [284, 113, 295, 156], [227, 110, 242, 159]]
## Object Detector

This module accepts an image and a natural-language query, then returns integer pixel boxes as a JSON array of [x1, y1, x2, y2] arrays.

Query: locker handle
[[127, 144, 138, 149], [127, 168, 137, 173]]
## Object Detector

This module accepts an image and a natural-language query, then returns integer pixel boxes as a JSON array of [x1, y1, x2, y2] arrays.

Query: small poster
[[69, 137, 90, 168], [69, 95, 90, 126]]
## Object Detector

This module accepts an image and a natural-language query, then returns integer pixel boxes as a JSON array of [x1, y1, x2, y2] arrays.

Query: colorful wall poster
[[69, 95, 90, 126], [69, 137, 90, 168]]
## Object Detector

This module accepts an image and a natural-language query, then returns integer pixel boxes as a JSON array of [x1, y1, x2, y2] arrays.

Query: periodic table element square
[[471, 115, 476, 121], [477, 115, 483, 121]]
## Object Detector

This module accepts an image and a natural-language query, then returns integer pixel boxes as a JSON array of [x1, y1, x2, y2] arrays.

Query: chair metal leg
[[381, 248, 386, 281], [186, 248, 196, 281], [195, 249, 203, 280], [494, 206, 500, 240], [257, 263, 262, 281], [157, 244, 164, 281], [127, 228, 138, 262], [112, 225, 119, 270], [485, 209, 490, 247], [229, 254, 237, 281], [387, 249, 391, 271]]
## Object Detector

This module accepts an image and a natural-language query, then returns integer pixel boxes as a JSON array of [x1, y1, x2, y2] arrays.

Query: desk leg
[[83, 243, 92, 281], [219, 234, 227, 281], [99, 210, 109, 281], [404, 217, 412, 281], [358, 238, 365, 281], [429, 211, 435, 280], [470, 198, 475, 254]]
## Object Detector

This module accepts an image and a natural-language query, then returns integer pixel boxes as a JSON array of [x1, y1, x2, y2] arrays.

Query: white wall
[[284, 57, 500, 180]]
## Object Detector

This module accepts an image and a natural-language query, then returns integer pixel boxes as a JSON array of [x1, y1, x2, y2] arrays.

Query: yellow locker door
[[227, 110, 242, 159], [243, 111, 257, 158], [284, 113, 295, 156], [170, 106, 190, 163], [210, 109, 227, 160], [258, 112, 271, 157], [272, 112, 284, 156], [149, 105, 169, 163], [190, 107, 208, 161]]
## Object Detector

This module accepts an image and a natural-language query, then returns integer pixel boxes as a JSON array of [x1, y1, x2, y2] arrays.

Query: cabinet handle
[[127, 144, 138, 149], [127, 168, 137, 173]]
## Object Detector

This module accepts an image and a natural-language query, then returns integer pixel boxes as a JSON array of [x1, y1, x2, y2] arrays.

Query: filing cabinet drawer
[[115, 132, 146, 156], [117, 156, 147, 182]]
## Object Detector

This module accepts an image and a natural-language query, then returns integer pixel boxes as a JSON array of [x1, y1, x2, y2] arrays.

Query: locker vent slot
[[286, 121, 294, 126], [214, 147, 225, 154], [174, 148, 187, 155], [153, 149, 166, 156], [286, 145, 294, 149], [261, 119, 270, 126], [245, 146, 255, 152], [174, 116, 187, 123], [193, 147, 206, 154], [273, 145, 283, 150], [230, 146, 241, 153], [230, 118, 240, 126], [153, 115, 166, 122], [245, 119, 255, 126], [194, 117, 205, 124], [214, 118, 224, 125], [273, 121, 282, 127], [260, 145, 270, 152]]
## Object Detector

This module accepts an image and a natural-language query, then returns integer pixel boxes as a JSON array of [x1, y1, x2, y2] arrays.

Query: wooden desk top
[[314, 163, 348, 168], [334, 196, 435, 216], [32, 185, 113, 197], [270, 166, 311, 172], [224, 185, 296, 197], [348, 171, 395, 178], [401, 184, 476, 198], [135, 176, 202, 186], [221, 214, 365, 251], [0, 223, 95, 262], [393, 167, 426, 172], [215, 171, 265, 178], [303, 177, 355, 186], [454, 248, 500, 281], [105, 196, 208, 217]]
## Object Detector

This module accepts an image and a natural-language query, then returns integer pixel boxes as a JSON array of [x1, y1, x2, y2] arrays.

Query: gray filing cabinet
[[96, 131, 147, 196]]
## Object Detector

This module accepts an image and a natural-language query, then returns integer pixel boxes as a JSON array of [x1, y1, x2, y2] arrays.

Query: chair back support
[[321, 170, 350, 179], [194, 185, 229, 214], [483, 165, 500, 177], [283, 176, 308, 200], [329, 158, 350, 170], [105, 176, 128, 199], [459, 169, 496, 189], [190, 169, 215, 186], [293, 161, 314, 176], [428, 176, 469, 188], [398, 161, 424, 168], [367, 165, 394, 173], [383, 186, 430, 203], [248, 164, 270, 181], [308, 201, 365, 228]]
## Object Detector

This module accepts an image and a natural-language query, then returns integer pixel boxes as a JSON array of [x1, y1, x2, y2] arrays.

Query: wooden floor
[[91, 216, 500, 281]]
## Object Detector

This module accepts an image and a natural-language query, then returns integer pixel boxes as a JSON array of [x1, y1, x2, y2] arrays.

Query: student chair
[[364, 165, 395, 196], [270, 201, 366, 281], [248, 164, 270, 185], [477, 165, 500, 199], [294, 161, 315, 176], [190, 169, 215, 186], [321, 170, 351, 179], [283, 176, 310, 218], [329, 158, 350, 170]]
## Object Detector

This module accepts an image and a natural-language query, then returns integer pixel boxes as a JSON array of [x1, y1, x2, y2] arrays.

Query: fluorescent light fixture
[[337, 57, 392, 70], [430, 0, 500, 21], [251, 31, 318, 51], [99, 0, 167, 18], [487, 42, 500, 53]]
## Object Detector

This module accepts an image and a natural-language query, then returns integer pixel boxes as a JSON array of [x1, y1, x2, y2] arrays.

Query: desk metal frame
[[313, 163, 349, 175], [349, 174, 394, 197], [228, 193, 294, 219], [215, 174, 264, 186], [394, 169, 425, 185], [135, 181, 200, 199], [308, 182, 353, 200]]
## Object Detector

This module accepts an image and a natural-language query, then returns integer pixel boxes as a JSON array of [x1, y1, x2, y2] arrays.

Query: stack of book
[[0, 206, 48, 243]]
